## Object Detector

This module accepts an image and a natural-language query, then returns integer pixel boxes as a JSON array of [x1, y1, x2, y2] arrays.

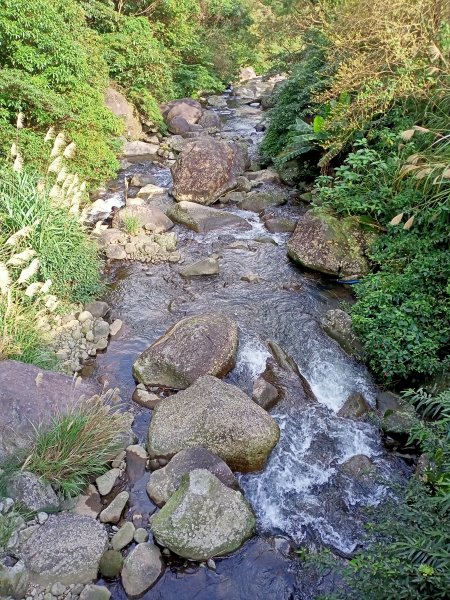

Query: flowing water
[[90, 89, 407, 599]]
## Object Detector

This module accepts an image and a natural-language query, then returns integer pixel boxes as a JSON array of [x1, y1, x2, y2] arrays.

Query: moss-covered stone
[[150, 469, 255, 560]]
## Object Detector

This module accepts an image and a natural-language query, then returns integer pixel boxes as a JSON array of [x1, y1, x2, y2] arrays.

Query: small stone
[[78, 311, 93, 324], [240, 273, 260, 283], [95, 338, 108, 351], [50, 583, 66, 596], [111, 450, 126, 469], [132, 388, 161, 410], [125, 445, 148, 484], [84, 301, 110, 319], [252, 377, 279, 411], [109, 320, 122, 337], [72, 584, 85, 595], [111, 522, 135, 551], [74, 485, 102, 519], [3, 498, 14, 513], [95, 469, 121, 496], [106, 245, 127, 260], [98, 550, 123, 579], [85, 331, 94, 342], [134, 528, 148, 543], [207, 559, 216, 570], [37, 512, 49, 525], [121, 543, 164, 597], [99, 491, 129, 524], [43, 592, 54, 600], [79, 584, 111, 600]]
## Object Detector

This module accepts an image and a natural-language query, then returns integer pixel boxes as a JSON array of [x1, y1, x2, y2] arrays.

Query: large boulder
[[0, 361, 100, 462], [150, 469, 255, 560], [239, 66, 257, 82], [21, 513, 108, 586], [147, 447, 238, 507], [104, 85, 142, 140], [171, 138, 249, 205], [167, 201, 251, 233], [165, 102, 202, 135], [287, 210, 370, 277], [147, 375, 280, 472], [161, 99, 202, 120], [132, 314, 239, 389]]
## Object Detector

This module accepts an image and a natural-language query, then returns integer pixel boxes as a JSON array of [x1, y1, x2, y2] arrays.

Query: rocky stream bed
[[0, 79, 412, 600]]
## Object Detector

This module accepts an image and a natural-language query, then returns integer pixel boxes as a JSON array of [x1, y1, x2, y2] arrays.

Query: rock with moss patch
[[99, 550, 123, 579], [147, 447, 237, 507], [0, 560, 29, 600], [150, 469, 255, 560], [321, 309, 364, 360], [238, 191, 287, 213], [147, 375, 279, 472], [287, 210, 369, 277], [168, 201, 251, 233], [133, 313, 239, 389], [7, 472, 59, 513]]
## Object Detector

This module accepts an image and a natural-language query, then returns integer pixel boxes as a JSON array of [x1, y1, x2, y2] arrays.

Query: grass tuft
[[122, 215, 140, 236]]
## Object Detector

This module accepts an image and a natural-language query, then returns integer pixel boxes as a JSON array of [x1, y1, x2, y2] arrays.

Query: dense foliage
[[263, 0, 450, 385]]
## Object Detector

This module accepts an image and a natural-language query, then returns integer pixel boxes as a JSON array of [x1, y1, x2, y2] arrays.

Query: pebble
[[3, 497, 14, 513], [111, 521, 135, 550], [207, 558, 216, 570], [37, 512, 49, 525], [109, 319, 122, 337], [50, 583, 66, 596], [96, 468, 121, 496], [78, 311, 93, 323], [99, 491, 129, 523], [79, 585, 111, 600], [134, 528, 148, 543], [111, 450, 126, 469]]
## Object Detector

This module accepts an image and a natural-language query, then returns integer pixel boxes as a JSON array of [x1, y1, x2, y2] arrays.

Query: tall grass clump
[[18, 392, 129, 498]]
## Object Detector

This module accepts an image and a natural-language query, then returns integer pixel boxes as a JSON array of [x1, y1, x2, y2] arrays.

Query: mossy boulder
[[147, 375, 280, 472], [132, 314, 239, 389], [150, 469, 255, 560], [287, 210, 370, 277]]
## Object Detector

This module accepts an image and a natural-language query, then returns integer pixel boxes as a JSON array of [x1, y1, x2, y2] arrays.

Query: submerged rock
[[21, 513, 108, 585], [147, 375, 280, 471], [132, 313, 239, 389], [252, 377, 279, 411], [147, 447, 238, 507], [150, 469, 255, 560], [172, 138, 248, 205], [287, 210, 370, 277], [179, 258, 219, 277], [168, 201, 251, 233], [121, 543, 164, 597]]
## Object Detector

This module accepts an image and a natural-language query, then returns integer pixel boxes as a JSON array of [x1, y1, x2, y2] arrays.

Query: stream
[[88, 88, 407, 599]]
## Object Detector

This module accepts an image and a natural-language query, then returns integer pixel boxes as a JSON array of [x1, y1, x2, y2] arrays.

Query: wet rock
[[98, 550, 123, 579], [109, 319, 122, 337], [321, 309, 364, 360], [0, 361, 100, 462], [146, 447, 238, 507], [179, 258, 219, 277], [112, 205, 173, 234], [74, 484, 102, 519], [147, 375, 280, 472], [106, 245, 127, 260], [238, 191, 287, 213], [21, 513, 108, 585], [105, 86, 142, 141], [96, 468, 121, 496], [79, 584, 111, 600], [337, 392, 370, 419], [125, 444, 148, 483], [122, 141, 159, 159], [136, 183, 167, 199], [84, 301, 109, 319], [245, 168, 280, 185], [252, 377, 279, 410], [7, 472, 59, 513], [207, 95, 228, 109], [130, 173, 156, 187], [172, 138, 249, 205], [133, 313, 239, 389], [287, 210, 370, 278], [0, 559, 29, 600], [340, 455, 374, 479], [198, 110, 221, 131], [241, 273, 260, 283], [377, 392, 419, 437], [150, 469, 255, 560], [121, 543, 164, 597], [111, 522, 135, 551], [165, 102, 202, 134], [132, 387, 161, 410], [99, 491, 129, 524], [168, 200, 251, 233], [264, 217, 297, 233]]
